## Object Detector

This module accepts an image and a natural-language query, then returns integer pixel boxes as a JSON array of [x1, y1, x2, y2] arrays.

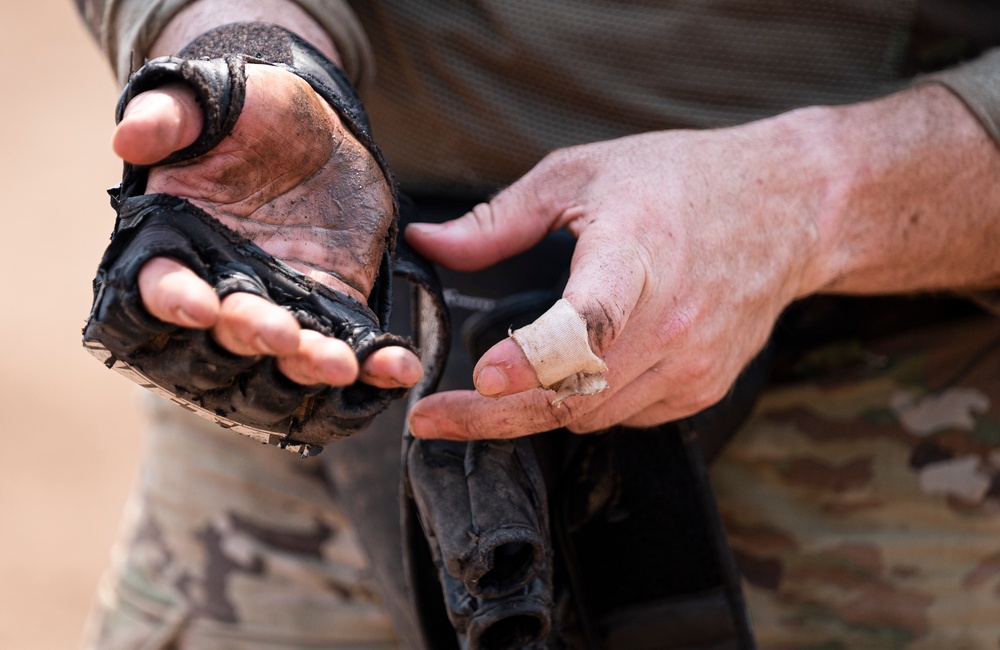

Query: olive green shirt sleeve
[[919, 48, 1000, 147], [76, 0, 374, 89]]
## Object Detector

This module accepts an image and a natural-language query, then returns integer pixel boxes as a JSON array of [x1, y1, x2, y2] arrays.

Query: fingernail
[[409, 415, 440, 438], [475, 365, 508, 397]]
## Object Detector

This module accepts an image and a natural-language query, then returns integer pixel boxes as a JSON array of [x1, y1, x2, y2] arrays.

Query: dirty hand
[[113, 65, 422, 390], [405, 117, 830, 438], [406, 82, 1000, 440]]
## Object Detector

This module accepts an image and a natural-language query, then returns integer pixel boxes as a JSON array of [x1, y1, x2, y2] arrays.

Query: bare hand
[[405, 117, 830, 438], [405, 84, 1000, 440]]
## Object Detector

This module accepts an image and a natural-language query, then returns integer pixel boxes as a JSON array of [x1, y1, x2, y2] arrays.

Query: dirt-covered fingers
[[565, 359, 735, 433], [411, 350, 744, 439], [213, 297, 420, 389], [273, 330, 360, 386], [470, 249, 646, 402], [137, 257, 219, 328], [360, 346, 424, 389], [408, 389, 590, 440], [113, 83, 203, 165], [212, 292, 301, 356]]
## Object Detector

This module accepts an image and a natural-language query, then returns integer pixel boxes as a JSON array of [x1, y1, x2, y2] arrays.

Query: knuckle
[[454, 396, 551, 440], [581, 297, 624, 354], [650, 307, 696, 350], [535, 148, 574, 178], [549, 401, 580, 429], [679, 353, 715, 388], [688, 381, 731, 415], [544, 396, 601, 433], [468, 201, 501, 238], [530, 147, 592, 210], [622, 402, 674, 429], [463, 413, 498, 440], [567, 415, 604, 434]]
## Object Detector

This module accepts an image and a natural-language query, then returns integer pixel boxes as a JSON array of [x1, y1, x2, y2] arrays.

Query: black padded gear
[[83, 23, 414, 456], [405, 437, 554, 649]]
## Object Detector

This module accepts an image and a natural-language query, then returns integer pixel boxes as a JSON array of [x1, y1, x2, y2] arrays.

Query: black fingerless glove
[[83, 23, 412, 456]]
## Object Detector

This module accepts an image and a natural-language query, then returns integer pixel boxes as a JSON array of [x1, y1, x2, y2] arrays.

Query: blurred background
[[0, 1, 143, 647]]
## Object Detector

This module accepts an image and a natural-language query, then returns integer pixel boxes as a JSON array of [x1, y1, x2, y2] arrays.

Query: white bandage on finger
[[510, 299, 609, 404]]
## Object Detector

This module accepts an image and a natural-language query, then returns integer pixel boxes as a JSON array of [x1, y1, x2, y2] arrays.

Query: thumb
[[112, 83, 203, 165], [405, 159, 580, 272], [408, 149, 646, 398]]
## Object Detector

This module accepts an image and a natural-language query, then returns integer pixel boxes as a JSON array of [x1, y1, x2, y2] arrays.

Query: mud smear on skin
[[147, 68, 395, 298]]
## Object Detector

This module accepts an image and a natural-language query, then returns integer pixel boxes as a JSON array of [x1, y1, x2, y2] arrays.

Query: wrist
[[796, 84, 1000, 296], [150, 0, 340, 65], [722, 104, 843, 307], [764, 102, 855, 300]]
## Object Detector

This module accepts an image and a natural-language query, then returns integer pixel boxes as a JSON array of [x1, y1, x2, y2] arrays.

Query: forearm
[[790, 83, 1000, 297]]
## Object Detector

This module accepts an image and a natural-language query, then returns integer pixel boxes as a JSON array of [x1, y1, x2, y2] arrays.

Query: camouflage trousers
[[713, 311, 1000, 649], [83, 310, 1000, 649], [80, 395, 400, 650]]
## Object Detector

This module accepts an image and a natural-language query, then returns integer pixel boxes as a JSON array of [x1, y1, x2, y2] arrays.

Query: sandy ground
[[0, 2, 144, 648]]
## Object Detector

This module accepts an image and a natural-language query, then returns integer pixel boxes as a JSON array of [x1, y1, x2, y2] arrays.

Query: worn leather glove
[[83, 23, 413, 456]]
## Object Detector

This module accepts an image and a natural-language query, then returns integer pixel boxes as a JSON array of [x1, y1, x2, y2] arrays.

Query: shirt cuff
[[98, 0, 374, 90], [290, 0, 375, 91], [916, 48, 1000, 147]]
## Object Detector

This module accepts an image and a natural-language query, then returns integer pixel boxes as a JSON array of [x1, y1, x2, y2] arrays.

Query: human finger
[[112, 83, 204, 165], [360, 346, 424, 389], [275, 329, 360, 386], [212, 292, 301, 357], [469, 239, 647, 403], [471, 339, 539, 397], [404, 152, 588, 272], [565, 363, 723, 434], [411, 152, 647, 396], [408, 389, 586, 440], [137, 256, 219, 328]]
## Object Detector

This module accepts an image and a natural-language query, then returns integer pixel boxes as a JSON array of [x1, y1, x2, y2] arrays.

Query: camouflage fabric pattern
[[81, 395, 399, 650], [712, 312, 1000, 649], [79, 308, 1000, 649]]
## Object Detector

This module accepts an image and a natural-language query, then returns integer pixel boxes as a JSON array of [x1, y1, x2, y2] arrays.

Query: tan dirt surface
[[0, 2, 143, 648]]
